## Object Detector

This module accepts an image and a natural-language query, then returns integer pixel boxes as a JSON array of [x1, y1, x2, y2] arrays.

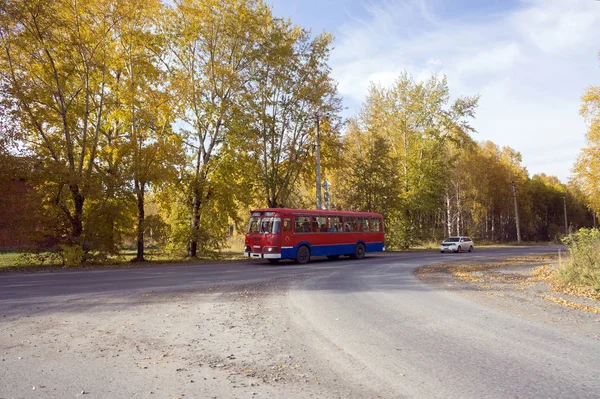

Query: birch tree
[[244, 22, 342, 208], [162, 0, 271, 257]]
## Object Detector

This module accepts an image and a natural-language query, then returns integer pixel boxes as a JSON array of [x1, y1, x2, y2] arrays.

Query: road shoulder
[[415, 254, 600, 340]]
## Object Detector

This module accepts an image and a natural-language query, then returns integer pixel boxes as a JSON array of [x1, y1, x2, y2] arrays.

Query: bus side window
[[370, 218, 380, 232], [314, 216, 327, 232], [344, 217, 357, 232], [327, 216, 340, 232], [343, 217, 351, 232], [311, 219, 319, 232], [358, 217, 368, 232], [283, 218, 291, 232], [295, 216, 308, 232], [302, 217, 311, 232]]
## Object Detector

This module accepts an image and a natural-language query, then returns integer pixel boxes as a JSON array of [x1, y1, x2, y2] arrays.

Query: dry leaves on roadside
[[416, 255, 600, 312]]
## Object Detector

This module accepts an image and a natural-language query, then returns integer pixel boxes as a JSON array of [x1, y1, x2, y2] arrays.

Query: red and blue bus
[[244, 208, 385, 264]]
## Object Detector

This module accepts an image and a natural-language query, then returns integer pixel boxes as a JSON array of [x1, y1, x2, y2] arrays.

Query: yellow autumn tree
[[573, 80, 600, 218], [161, 0, 274, 257], [0, 0, 123, 255]]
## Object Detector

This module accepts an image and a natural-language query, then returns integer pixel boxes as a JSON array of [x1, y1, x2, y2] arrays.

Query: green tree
[[338, 74, 477, 248], [333, 119, 400, 214]]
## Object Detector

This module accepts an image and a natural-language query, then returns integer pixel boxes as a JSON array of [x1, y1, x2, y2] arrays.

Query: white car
[[440, 236, 474, 253]]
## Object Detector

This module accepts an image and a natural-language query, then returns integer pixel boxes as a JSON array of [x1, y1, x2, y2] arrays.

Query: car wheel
[[295, 245, 310, 264], [351, 243, 366, 259], [468, 246, 473, 253], [267, 259, 280, 264]]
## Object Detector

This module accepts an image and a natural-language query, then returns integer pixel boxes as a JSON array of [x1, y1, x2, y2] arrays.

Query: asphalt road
[[2, 245, 599, 398], [0, 246, 555, 301]]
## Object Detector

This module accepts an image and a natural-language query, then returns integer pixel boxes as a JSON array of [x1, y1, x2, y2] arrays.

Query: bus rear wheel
[[295, 245, 310, 264], [352, 243, 366, 259]]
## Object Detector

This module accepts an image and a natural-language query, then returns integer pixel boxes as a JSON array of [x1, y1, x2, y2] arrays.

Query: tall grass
[[560, 228, 600, 291], [221, 236, 245, 254]]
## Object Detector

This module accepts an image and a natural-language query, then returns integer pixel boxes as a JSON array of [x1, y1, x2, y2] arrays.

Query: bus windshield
[[247, 217, 281, 234]]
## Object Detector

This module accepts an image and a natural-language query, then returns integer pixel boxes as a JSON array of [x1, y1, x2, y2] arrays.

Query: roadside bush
[[384, 215, 420, 250], [19, 250, 62, 266], [59, 244, 85, 268], [560, 228, 600, 290]]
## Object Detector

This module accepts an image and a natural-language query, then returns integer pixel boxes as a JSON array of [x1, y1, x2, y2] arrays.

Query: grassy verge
[[0, 238, 247, 273], [416, 251, 600, 305], [0, 252, 62, 270]]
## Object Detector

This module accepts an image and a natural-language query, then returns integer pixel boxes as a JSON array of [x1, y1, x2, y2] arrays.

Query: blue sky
[[269, 0, 600, 182]]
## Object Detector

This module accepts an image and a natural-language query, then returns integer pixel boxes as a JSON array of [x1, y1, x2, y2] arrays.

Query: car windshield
[[444, 237, 460, 243], [247, 217, 281, 234]]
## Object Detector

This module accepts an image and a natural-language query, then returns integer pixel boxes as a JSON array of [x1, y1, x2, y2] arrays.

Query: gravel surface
[[1, 275, 342, 399]]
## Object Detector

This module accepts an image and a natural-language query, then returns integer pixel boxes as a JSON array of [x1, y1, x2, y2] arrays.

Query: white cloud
[[330, 0, 600, 182], [512, 0, 600, 54], [453, 43, 521, 74]]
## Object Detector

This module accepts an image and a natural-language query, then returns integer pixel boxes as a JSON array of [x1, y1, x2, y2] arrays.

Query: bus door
[[279, 216, 293, 258]]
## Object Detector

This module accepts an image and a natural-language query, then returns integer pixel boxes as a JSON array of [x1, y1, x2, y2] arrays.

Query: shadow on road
[[0, 246, 560, 318]]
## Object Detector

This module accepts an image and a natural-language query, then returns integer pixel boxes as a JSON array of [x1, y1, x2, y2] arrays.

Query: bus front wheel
[[295, 245, 310, 264], [352, 243, 366, 260]]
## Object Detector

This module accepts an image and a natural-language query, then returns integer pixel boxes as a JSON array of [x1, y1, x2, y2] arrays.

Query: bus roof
[[250, 208, 383, 218]]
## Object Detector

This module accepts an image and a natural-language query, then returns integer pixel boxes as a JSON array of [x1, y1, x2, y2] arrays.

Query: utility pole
[[315, 113, 322, 210], [323, 179, 331, 210], [511, 181, 521, 243], [563, 196, 568, 235]]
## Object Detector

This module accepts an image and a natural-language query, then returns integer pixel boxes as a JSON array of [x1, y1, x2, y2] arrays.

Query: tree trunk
[[69, 184, 85, 243], [485, 211, 488, 240], [133, 181, 145, 262], [188, 186, 201, 258], [446, 192, 452, 237], [455, 183, 461, 236], [491, 209, 495, 241]]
